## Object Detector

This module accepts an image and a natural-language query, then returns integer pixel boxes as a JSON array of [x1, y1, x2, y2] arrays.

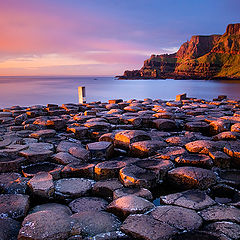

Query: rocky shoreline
[[0, 94, 240, 240]]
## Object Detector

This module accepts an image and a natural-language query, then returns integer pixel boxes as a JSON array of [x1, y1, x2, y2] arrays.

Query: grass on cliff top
[[176, 53, 240, 77]]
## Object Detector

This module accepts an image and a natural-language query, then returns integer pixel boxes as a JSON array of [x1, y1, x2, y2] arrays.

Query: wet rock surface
[[0, 95, 240, 239]]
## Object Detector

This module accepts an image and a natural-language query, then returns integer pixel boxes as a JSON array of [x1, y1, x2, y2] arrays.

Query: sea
[[0, 76, 240, 108]]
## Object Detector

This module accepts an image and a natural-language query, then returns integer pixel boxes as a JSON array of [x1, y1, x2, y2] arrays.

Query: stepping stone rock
[[53, 152, 82, 165], [0, 194, 29, 219], [217, 169, 240, 188], [135, 159, 174, 181], [29, 129, 56, 139], [153, 119, 177, 131], [57, 140, 83, 152], [94, 160, 126, 180], [157, 146, 187, 160], [19, 142, 54, 162], [231, 123, 240, 133], [92, 179, 123, 201], [54, 178, 95, 199], [172, 231, 229, 240], [113, 187, 153, 200], [0, 172, 29, 194], [204, 221, 240, 240], [212, 131, 237, 141], [30, 203, 72, 215], [84, 231, 130, 240], [209, 151, 231, 168], [18, 210, 72, 240], [87, 141, 114, 160], [175, 153, 213, 168], [28, 172, 54, 198], [69, 197, 108, 213], [160, 189, 216, 210], [61, 162, 95, 179], [84, 121, 111, 131], [0, 217, 21, 240], [107, 195, 154, 218], [168, 166, 217, 190], [69, 147, 90, 162], [0, 155, 26, 172], [67, 126, 88, 139], [121, 214, 178, 240], [185, 121, 209, 133], [199, 205, 240, 223], [129, 140, 167, 158], [119, 165, 157, 188], [114, 130, 150, 149], [22, 162, 63, 179], [71, 210, 121, 237], [224, 142, 240, 165], [185, 140, 218, 154], [150, 205, 202, 231]]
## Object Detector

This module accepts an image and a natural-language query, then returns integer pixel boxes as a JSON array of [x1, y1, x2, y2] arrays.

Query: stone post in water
[[78, 86, 86, 104]]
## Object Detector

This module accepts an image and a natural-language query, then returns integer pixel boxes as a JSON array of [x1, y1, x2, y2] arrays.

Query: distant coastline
[[119, 23, 240, 80]]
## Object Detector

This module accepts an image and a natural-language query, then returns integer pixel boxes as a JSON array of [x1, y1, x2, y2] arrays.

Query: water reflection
[[0, 76, 240, 108]]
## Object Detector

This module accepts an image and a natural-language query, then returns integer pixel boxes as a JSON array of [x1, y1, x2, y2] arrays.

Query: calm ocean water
[[0, 76, 240, 108]]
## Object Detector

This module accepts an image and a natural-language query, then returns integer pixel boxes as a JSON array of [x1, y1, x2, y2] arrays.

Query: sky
[[0, 0, 239, 76]]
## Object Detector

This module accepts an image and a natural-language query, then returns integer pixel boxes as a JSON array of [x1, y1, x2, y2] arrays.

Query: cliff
[[121, 23, 240, 80]]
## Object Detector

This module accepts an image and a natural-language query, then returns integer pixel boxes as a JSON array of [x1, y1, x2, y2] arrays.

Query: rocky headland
[[0, 95, 240, 239], [120, 23, 240, 80]]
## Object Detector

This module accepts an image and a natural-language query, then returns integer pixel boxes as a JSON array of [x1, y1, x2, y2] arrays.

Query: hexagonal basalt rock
[[204, 221, 240, 240], [0, 172, 29, 194], [121, 214, 178, 240], [135, 159, 174, 181], [61, 162, 95, 179], [18, 210, 72, 240], [113, 187, 153, 201], [53, 152, 82, 165], [87, 141, 114, 160], [19, 142, 54, 163], [160, 189, 216, 210], [84, 121, 111, 132], [92, 178, 123, 200], [0, 217, 21, 240], [33, 116, 66, 130], [54, 178, 95, 199], [119, 165, 157, 188], [28, 172, 54, 198], [150, 205, 202, 231], [94, 160, 126, 180], [57, 140, 83, 152], [168, 166, 217, 190], [231, 123, 240, 133], [212, 131, 238, 141], [29, 129, 56, 139], [185, 140, 219, 154], [69, 197, 108, 213], [0, 194, 29, 219], [209, 151, 231, 168], [172, 231, 229, 240], [114, 130, 151, 150], [175, 153, 213, 168], [185, 121, 210, 133], [129, 140, 167, 158], [68, 147, 90, 162], [71, 210, 121, 237], [22, 162, 63, 179], [153, 119, 177, 131], [157, 146, 187, 160], [0, 154, 27, 172], [199, 205, 240, 223], [30, 203, 72, 216], [224, 142, 240, 165], [107, 195, 154, 218]]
